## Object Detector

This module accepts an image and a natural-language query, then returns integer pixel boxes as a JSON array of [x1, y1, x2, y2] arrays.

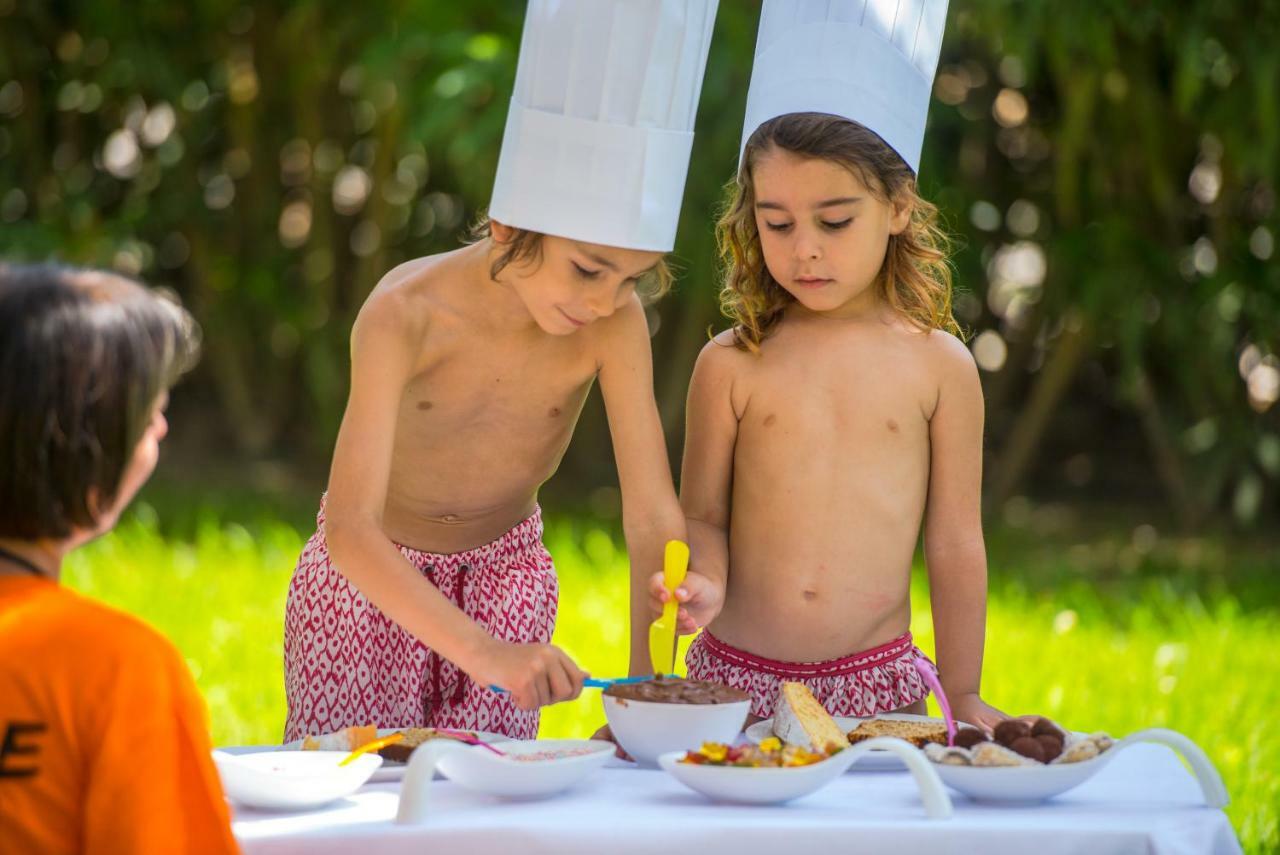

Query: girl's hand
[[590, 723, 635, 761], [648, 569, 724, 634], [949, 692, 1009, 734], [466, 640, 587, 711]]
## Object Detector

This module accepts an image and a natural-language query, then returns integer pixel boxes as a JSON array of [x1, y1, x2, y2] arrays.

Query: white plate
[[396, 739, 616, 822], [657, 737, 953, 816], [212, 750, 381, 810], [746, 713, 953, 772], [218, 728, 513, 783], [927, 728, 1230, 806]]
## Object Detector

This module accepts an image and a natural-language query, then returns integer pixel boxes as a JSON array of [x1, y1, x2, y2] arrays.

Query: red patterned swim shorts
[[283, 501, 557, 742], [684, 629, 930, 719]]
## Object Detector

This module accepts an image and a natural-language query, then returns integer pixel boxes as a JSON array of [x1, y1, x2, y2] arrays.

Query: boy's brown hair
[[0, 263, 199, 538], [717, 112, 959, 350], [467, 215, 675, 302]]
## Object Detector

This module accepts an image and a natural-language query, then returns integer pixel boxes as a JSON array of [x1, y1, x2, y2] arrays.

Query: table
[[232, 743, 1241, 854]]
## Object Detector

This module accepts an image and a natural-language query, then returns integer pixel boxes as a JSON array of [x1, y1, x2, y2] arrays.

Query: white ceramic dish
[[218, 728, 512, 783], [602, 694, 751, 767], [928, 728, 1229, 805], [396, 739, 615, 823], [212, 749, 382, 811], [657, 736, 952, 817], [746, 713, 953, 772]]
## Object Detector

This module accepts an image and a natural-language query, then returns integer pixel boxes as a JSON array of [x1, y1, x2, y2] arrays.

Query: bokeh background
[[2, 2, 1277, 851]]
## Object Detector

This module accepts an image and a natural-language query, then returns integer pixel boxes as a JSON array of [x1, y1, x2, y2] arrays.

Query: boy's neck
[[0, 539, 62, 581], [462, 240, 543, 335]]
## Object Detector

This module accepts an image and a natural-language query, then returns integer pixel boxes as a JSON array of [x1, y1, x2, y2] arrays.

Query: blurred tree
[[1, 1, 1276, 526]]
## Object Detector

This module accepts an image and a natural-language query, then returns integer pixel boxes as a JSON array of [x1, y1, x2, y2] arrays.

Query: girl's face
[[751, 148, 910, 317], [493, 224, 662, 335]]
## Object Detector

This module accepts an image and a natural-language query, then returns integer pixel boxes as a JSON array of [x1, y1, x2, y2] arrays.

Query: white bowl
[[928, 728, 1229, 806], [602, 694, 751, 767], [212, 750, 381, 810], [436, 739, 615, 798], [658, 736, 953, 816], [396, 739, 616, 823], [658, 748, 855, 804]]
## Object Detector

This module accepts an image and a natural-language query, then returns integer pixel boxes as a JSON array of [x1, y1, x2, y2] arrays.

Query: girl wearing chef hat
[[660, 0, 1013, 733]]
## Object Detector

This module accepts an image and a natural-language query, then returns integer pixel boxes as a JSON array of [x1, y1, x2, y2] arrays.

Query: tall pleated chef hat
[[488, 0, 720, 252], [741, 0, 949, 174]]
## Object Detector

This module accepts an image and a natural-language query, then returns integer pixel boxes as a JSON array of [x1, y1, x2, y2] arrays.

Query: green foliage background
[[2, 1, 1278, 523]]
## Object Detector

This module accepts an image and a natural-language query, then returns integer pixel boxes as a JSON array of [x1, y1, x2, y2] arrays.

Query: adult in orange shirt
[[0, 263, 239, 854]]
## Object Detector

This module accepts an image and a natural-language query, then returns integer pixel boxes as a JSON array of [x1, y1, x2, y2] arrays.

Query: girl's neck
[[0, 539, 62, 581], [790, 286, 887, 325]]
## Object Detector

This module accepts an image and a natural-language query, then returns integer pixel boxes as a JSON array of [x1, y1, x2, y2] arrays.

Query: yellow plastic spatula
[[648, 539, 690, 676]]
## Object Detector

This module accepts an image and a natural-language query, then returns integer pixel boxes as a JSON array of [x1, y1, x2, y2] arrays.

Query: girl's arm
[[324, 277, 585, 710], [922, 332, 1008, 731], [595, 298, 687, 676], [669, 335, 743, 634]]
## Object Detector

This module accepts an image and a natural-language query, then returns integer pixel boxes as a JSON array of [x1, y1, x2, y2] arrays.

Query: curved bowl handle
[[395, 741, 470, 824], [1107, 728, 1229, 809], [843, 737, 953, 819]]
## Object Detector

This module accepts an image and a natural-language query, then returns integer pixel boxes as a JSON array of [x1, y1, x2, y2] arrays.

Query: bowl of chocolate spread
[[603, 676, 751, 767]]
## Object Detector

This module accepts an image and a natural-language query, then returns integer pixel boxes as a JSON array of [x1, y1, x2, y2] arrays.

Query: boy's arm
[[595, 297, 687, 676], [922, 332, 1007, 731], [325, 276, 584, 710], [671, 335, 743, 633]]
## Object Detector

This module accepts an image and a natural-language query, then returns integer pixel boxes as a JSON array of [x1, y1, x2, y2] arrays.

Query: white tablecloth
[[232, 743, 1241, 855]]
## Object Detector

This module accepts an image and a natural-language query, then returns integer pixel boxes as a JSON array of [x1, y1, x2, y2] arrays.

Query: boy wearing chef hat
[[284, 0, 718, 741], [658, 0, 1014, 733]]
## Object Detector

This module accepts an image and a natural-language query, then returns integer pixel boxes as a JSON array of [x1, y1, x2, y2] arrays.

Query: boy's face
[[76, 394, 169, 547], [752, 149, 911, 317], [498, 228, 662, 335]]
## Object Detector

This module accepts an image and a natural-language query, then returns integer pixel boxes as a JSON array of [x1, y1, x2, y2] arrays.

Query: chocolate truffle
[[953, 728, 990, 749], [993, 719, 1031, 746], [1030, 717, 1065, 740], [1008, 735, 1047, 763], [1035, 733, 1064, 762]]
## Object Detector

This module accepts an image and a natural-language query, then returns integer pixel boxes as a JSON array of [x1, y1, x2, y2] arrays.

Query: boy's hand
[[648, 569, 723, 635], [466, 640, 587, 711], [949, 692, 1009, 734]]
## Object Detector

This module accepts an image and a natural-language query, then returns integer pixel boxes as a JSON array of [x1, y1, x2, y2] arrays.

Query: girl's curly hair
[[717, 112, 958, 350]]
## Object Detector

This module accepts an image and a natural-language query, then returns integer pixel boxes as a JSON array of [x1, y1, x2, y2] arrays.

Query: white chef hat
[[741, 0, 950, 174], [488, 0, 719, 252]]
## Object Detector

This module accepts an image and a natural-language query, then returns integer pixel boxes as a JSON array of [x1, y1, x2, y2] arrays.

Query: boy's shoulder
[[5, 582, 183, 673], [355, 252, 459, 338]]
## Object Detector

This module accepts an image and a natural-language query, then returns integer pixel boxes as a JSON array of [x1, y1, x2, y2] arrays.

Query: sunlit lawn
[[64, 504, 1277, 853]]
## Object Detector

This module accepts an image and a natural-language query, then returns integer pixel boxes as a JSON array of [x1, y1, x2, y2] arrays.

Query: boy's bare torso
[[709, 311, 940, 662], [371, 250, 603, 554]]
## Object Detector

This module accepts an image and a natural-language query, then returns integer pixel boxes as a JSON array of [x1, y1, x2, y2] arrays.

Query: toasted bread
[[772, 682, 848, 753], [300, 724, 378, 752], [378, 727, 477, 764], [846, 718, 947, 748]]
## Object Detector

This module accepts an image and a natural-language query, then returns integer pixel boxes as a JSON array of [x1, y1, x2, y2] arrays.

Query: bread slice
[[378, 727, 477, 764], [771, 682, 848, 753], [300, 724, 378, 752], [846, 718, 947, 748]]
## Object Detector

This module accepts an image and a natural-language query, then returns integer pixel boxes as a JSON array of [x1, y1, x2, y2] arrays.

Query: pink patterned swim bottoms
[[283, 501, 557, 742], [684, 629, 930, 719]]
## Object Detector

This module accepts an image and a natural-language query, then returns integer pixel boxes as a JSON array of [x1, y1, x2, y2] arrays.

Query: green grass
[[62, 504, 1277, 854]]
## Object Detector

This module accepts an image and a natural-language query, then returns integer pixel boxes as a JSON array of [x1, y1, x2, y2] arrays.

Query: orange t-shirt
[[0, 576, 239, 854]]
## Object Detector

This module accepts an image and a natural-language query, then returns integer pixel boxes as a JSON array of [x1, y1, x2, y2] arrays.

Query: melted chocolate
[[603, 675, 750, 705]]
